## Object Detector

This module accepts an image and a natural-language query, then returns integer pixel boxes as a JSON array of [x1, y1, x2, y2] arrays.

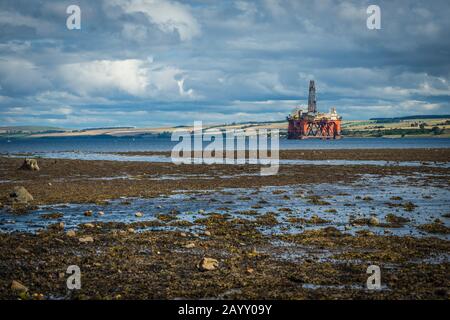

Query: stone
[[183, 242, 196, 249], [246, 268, 254, 274], [369, 217, 380, 226], [9, 186, 33, 204], [32, 293, 45, 300], [197, 257, 219, 271], [66, 230, 76, 237], [84, 223, 95, 228], [84, 210, 93, 217], [204, 230, 211, 236], [16, 247, 30, 254], [198, 209, 205, 214], [11, 280, 28, 293], [79, 236, 94, 243], [58, 222, 65, 229], [180, 232, 187, 237], [127, 228, 135, 233], [98, 211, 105, 216], [135, 212, 143, 217], [19, 158, 40, 171]]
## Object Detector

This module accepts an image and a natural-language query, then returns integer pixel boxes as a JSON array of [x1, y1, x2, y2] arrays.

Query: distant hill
[[0, 126, 67, 134], [76, 126, 135, 132], [370, 115, 450, 122]]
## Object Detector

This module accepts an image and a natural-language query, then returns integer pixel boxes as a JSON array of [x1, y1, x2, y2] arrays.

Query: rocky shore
[[0, 148, 449, 299]]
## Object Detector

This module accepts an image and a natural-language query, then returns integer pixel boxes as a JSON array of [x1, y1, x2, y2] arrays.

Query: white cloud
[[177, 78, 194, 98], [58, 59, 149, 96], [56, 58, 196, 100], [263, 0, 286, 17], [1, 105, 72, 115], [110, 0, 200, 41], [0, 58, 51, 94], [0, 11, 51, 30], [121, 23, 150, 42]]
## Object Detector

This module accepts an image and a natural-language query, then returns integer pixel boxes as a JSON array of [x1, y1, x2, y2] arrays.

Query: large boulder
[[19, 159, 40, 171], [10, 186, 34, 204]]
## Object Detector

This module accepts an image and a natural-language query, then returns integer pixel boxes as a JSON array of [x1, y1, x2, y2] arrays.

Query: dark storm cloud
[[0, 0, 449, 128]]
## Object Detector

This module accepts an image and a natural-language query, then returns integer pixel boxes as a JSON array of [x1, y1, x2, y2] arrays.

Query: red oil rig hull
[[288, 119, 342, 139], [287, 80, 342, 139]]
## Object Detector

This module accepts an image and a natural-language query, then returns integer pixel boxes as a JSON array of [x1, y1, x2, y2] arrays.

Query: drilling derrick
[[287, 80, 342, 139], [307, 80, 317, 113]]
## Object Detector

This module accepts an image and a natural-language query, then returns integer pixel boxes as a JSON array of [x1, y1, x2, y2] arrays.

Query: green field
[[341, 118, 450, 138]]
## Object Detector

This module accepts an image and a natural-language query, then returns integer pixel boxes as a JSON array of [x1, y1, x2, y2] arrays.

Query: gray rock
[[79, 236, 94, 243], [84, 210, 93, 217], [9, 186, 34, 204], [11, 280, 28, 293], [197, 257, 219, 271], [66, 230, 76, 237], [369, 217, 380, 226], [19, 159, 40, 171]]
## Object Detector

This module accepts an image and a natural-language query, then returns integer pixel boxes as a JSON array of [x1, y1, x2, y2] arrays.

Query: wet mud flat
[[112, 148, 450, 162], [0, 148, 449, 299]]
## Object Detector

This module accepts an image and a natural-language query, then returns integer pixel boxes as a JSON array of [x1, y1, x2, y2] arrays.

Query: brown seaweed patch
[[306, 195, 331, 206], [40, 212, 64, 219], [418, 220, 450, 234]]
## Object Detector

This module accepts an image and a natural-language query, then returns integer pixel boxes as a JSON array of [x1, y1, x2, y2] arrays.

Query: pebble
[[135, 212, 143, 218], [66, 230, 76, 237], [98, 211, 105, 216], [84, 210, 93, 217], [127, 228, 135, 233], [183, 242, 196, 249], [79, 236, 94, 243], [369, 217, 380, 226], [17, 247, 30, 254], [32, 293, 45, 300], [11, 280, 28, 293], [84, 223, 95, 228], [204, 231, 211, 236], [197, 257, 219, 271]]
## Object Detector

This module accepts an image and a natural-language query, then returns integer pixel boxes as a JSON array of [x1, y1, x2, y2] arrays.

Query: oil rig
[[287, 80, 342, 139]]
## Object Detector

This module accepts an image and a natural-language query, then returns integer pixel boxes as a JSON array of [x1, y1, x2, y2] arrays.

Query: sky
[[0, 0, 449, 129]]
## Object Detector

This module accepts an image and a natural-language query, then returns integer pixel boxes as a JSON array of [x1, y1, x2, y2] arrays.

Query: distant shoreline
[[1, 116, 449, 139]]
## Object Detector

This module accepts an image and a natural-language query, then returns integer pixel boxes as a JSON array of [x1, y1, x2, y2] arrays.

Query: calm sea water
[[0, 136, 449, 153]]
